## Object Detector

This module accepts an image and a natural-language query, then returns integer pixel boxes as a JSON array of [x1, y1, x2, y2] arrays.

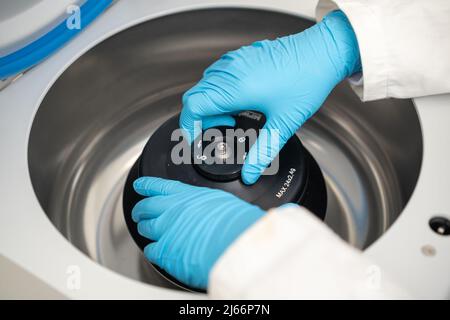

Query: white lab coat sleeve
[[316, 0, 450, 101], [208, 206, 410, 299]]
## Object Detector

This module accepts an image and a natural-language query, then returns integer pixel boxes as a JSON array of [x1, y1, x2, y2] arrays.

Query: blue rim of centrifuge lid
[[0, 0, 112, 79]]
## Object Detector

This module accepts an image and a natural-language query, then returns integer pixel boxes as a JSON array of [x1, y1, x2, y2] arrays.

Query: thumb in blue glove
[[180, 10, 361, 185], [132, 177, 265, 290]]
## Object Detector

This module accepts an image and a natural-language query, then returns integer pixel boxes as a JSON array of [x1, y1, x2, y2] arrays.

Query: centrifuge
[[0, 0, 449, 299]]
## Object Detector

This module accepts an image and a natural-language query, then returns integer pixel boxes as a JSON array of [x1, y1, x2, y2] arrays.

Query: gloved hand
[[180, 10, 361, 185], [132, 176, 266, 290]]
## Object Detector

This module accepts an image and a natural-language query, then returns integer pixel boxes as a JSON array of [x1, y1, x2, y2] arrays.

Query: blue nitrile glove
[[180, 10, 361, 185], [132, 177, 266, 290]]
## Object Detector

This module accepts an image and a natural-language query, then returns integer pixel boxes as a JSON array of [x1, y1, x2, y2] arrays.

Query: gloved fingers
[[202, 114, 236, 130], [203, 53, 235, 76], [180, 91, 228, 143], [137, 219, 161, 241], [241, 119, 291, 185], [145, 241, 200, 288], [133, 177, 196, 197], [179, 92, 202, 143], [137, 205, 180, 240], [144, 241, 164, 266], [131, 195, 172, 223], [180, 79, 246, 143]]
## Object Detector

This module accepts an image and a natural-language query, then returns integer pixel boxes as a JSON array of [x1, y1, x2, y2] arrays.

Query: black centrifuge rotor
[[123, 111, 327, 291]]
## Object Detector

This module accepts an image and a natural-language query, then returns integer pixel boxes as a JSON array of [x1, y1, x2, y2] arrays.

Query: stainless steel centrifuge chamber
[[0, 0, 449, 299]]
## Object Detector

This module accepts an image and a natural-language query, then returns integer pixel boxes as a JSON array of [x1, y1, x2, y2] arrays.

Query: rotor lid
[[123, 111, 327, 291], [138, 112, 309, 210]]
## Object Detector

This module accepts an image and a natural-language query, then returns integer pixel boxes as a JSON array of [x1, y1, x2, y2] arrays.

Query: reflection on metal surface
[[28, 9, 422, 290]]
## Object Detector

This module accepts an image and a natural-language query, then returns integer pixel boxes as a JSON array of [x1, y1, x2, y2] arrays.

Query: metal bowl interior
[[28, 8, 423, 290]]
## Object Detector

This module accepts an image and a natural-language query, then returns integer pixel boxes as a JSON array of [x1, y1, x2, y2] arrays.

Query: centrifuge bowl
[[28, 8, 422, 290]]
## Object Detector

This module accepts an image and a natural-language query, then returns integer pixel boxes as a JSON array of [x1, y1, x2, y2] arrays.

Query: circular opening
[[28, 8, 423, 290], [429, 216, 450, 236]]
